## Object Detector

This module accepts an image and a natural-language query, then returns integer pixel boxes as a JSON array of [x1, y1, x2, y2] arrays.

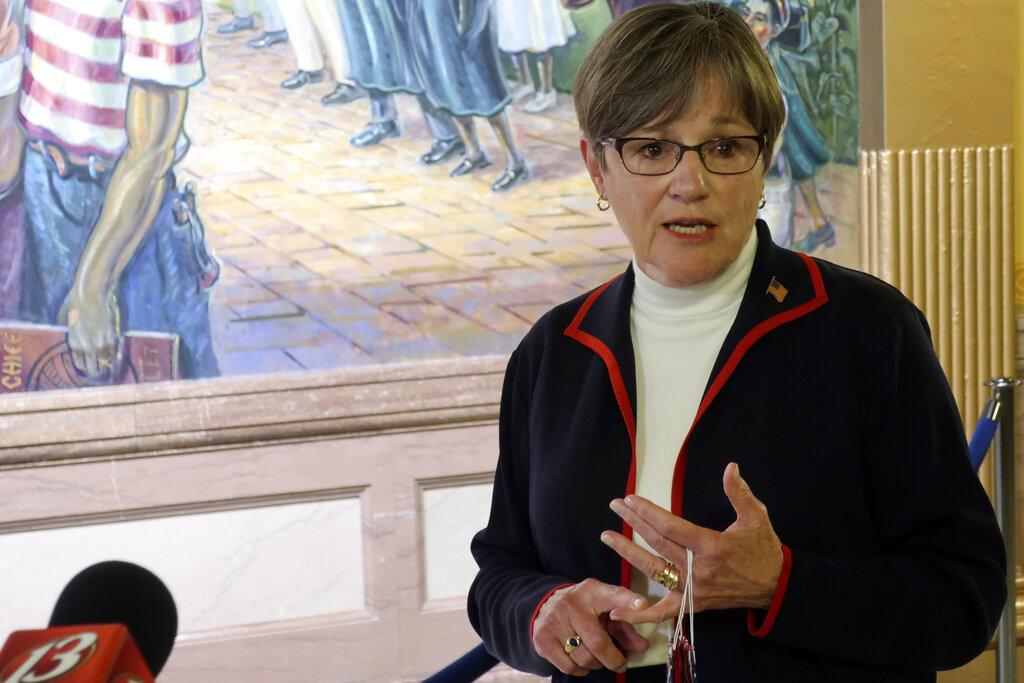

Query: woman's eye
[[712, 140, 737, 157], [641, 144, 664, 158]]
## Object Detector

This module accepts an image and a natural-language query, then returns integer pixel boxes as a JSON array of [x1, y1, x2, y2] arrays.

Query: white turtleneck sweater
[[626, 228, 757, 668]]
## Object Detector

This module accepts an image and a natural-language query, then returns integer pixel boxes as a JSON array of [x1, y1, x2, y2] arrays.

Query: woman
[[407, 0, 529, 192], [494, 0, 577, 114], [336, 0, 464, 165], [467, 3, 1006, 681]]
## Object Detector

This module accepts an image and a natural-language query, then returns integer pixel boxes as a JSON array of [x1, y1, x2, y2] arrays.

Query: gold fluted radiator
[[859, 146, 1015, 489]]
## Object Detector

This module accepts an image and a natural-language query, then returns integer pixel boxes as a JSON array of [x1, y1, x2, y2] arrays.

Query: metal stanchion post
[[985, 377, 1020, 683]]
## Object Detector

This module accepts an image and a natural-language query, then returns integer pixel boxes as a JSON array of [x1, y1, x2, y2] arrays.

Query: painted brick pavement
[[184, 7, 629, 376], [186, 6, 858, 377]]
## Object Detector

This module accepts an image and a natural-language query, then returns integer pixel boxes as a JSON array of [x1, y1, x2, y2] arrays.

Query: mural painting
[[0, 0, 858, 394]]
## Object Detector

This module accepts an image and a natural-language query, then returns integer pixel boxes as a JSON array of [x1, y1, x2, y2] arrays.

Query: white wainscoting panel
[[0, 497, 364, 634], [421, 482, 493, 603]]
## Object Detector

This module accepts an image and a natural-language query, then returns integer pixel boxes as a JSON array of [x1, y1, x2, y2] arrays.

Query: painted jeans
[[18, 145, 219, 379]]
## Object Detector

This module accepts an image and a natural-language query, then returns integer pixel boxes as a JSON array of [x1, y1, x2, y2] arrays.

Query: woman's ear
[[580, 137, 606, 197]]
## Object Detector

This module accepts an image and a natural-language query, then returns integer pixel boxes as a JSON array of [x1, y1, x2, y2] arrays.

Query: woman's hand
[[601, 463, 784, 625], [532, 578, 651, 675]]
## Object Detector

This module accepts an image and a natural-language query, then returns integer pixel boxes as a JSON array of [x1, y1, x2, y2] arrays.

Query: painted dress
[[494, 0, 576, 54], [337, 0, 420, 94], [770, 42, 830, 182], [407, 0, 511, 118]]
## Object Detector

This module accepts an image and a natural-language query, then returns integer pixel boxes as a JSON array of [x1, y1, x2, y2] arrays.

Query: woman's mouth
[[664, 223, 712, 235]]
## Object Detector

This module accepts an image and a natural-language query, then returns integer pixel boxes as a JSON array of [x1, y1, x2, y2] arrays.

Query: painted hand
[[600, 463, 784, 625], [0, 1, 19, 59], [532, 578, 651, 675], [61, 290, 123, 383]]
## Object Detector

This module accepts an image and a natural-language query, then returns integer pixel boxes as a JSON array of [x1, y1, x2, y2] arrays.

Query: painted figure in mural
[[336, 0, 464, 165], [494, 0, 577, 115], [0, 0, 23, 321], [217, 0, 287, 47], [276, 0, 363, 106], [219, 0, 289, 49], [0, 0, 219, 381], [735, 0, 834, 252], [408, 0, 529, 192]]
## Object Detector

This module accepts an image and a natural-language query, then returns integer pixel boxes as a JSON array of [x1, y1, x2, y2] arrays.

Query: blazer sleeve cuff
[[747, 543, 793, 638], [529, 582, 574, 640]]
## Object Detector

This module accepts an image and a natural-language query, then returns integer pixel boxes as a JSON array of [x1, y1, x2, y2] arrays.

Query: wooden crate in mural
[[0, 0, 859, 392]]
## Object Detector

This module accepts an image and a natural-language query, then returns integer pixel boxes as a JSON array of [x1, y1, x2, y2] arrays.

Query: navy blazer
[[468, 222, 1006, 682]]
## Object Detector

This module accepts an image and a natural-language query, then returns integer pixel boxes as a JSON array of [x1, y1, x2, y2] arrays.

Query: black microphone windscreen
[[48, 560, 178, 675]]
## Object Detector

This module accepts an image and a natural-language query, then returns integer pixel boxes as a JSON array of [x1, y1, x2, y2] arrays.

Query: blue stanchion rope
[[423, 643, 498, 682]]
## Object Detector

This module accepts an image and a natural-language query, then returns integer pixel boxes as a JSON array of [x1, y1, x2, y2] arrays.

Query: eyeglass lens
[[619, 137, 761, 175]]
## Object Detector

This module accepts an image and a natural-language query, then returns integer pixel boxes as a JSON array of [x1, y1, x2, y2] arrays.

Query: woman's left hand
[[600, 462, 784, 625]]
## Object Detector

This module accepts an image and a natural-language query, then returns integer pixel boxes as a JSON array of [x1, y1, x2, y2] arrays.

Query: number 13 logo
[[1, 632, 98, 683]]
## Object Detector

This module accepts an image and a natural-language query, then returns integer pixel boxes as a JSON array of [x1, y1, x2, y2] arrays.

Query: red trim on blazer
[[748, 543, 793, 637], [530, 583, 575, 641], [564, 277, 638, 683], [564, 254, 827, 680], [671, 254, 829, 514]]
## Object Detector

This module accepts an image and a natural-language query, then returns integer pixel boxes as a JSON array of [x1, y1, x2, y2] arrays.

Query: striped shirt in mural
[[19, 0, 204, 159]]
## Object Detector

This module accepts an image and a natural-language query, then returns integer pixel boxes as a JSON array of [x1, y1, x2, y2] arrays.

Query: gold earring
[[597, 194, 610, 211], [758, 195, 767, 209]]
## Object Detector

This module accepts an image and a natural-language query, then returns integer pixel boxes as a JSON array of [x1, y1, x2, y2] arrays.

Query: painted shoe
[[281, 69, 325, 89], [491, 162, 530, 192], [217, 16, 255, 34], [792, 221, 836, 253], [419, 138, 465, 165], [523, 90, 557, 114], [321, 83, 364, 106], [511, 82, 536, 105], [450, 153, 492, 177], [350, 120, 401, 147], [247, 30, 288, 48]]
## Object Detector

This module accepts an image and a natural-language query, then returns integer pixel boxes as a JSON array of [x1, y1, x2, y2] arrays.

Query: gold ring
[[563, 634, 583, 654], [653, 562, 680, 591]]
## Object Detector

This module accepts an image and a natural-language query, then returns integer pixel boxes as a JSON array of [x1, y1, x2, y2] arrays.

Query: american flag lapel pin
[[767, 276, 788, 303]]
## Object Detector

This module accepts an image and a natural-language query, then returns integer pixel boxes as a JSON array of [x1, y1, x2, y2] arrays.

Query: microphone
[[0, 561, 177, 682]]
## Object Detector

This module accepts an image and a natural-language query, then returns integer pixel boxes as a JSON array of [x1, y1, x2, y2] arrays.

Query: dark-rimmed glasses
[[600, 135, 766, 176]]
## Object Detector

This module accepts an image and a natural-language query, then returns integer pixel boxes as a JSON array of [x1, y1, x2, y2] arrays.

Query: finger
[[585, 579, 649, 614], [610, 497, 708, 562], [539, 636, 589, 677], [565, 639, 602, 671], [600, 530, 671, 583], [84, 351, 101, 381], [569, 612, 626, 673], [535, 627, 589, 677], [723, 462, 767, 524], [606, 619, 649, 653], [609, 591, 681, 626]]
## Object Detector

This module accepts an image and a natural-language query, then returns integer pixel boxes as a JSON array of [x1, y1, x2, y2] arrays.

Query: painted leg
[[523, 52, 557, 114], [449, 117, 492, 177], [417, 95, 464, 165], [351, 92, 400, 147], [488, 110, 529, 191], [510, 52, 534, 104], [791, 178, 835, 252], [218, 0, 256, 34], [277, 0, 325, 78]]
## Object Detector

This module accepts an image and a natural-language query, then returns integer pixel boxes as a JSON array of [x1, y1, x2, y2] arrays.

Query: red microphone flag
[[0, 624, 153, 683]]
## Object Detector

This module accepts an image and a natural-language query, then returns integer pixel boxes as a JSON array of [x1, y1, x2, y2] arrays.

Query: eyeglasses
[[600, 135, 766, 176]]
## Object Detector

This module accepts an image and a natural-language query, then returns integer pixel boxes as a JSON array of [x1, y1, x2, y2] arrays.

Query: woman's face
[[739, 0, 779, 49], [582, 82, 765, 288]]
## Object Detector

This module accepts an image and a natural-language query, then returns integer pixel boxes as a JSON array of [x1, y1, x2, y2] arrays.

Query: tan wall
[[881, 0, 1015, 150]]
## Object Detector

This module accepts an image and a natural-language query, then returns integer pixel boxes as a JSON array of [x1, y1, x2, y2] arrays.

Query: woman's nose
[[668, 150, 709, 201]]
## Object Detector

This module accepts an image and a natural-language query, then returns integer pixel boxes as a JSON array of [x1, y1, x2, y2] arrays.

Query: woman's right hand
[[532, 578, 651, 675]]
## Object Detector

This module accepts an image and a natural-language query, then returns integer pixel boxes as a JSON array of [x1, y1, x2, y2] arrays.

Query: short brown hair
[[573, 2, 784, 172]]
